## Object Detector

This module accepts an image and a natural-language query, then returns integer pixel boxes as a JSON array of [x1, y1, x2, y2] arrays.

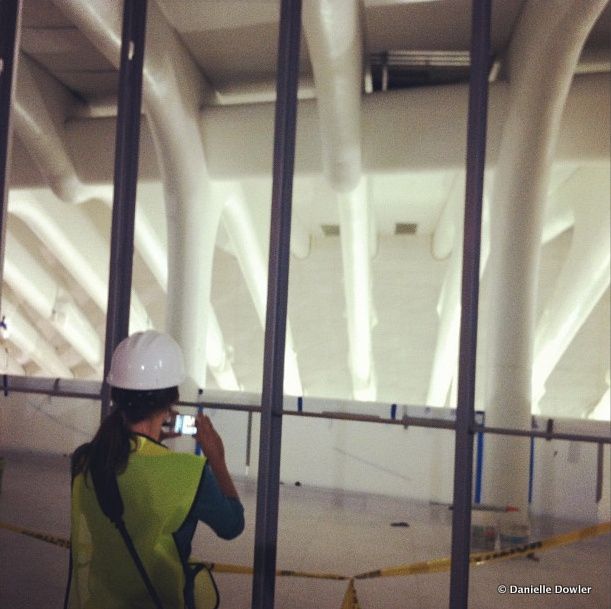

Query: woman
[[65, 330, 244, 609]]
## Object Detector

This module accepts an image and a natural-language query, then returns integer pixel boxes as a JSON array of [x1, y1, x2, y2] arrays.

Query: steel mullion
[[0, 0, 21, 298], [251, 1, 302, 607], [101, 0, 148, 419], [449, 1, 491, 608]]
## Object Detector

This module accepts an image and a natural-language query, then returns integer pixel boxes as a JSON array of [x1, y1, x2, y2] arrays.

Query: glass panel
[[1, 2, 609, 609]]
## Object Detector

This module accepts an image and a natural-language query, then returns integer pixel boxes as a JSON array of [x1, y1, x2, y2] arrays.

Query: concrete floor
[[0, 451, 609, 609]]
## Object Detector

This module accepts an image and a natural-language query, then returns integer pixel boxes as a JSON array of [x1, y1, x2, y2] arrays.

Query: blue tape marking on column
[[474, 411, 485, 504], [528, 436, 534, 504], [475, 430, 484, 504], [297, 396, 303, 412], [195, 405, 204, 456], [390, 404, 397, 420]]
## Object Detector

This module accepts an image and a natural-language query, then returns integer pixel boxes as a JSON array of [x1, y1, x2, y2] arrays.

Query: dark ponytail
[[71, 386, 179, 483]]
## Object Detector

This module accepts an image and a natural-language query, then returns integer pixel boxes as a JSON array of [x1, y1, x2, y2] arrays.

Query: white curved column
[[482, 0, 607, 519], [303, 0, 363, 192], [304, 0, 375, 400], [13, 54, 110, 204], [55, 0, 222, 394], [13, 54, 81, 203]]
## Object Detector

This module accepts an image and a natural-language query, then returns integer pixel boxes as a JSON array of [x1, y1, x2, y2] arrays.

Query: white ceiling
[[2, 0, 610, 420]]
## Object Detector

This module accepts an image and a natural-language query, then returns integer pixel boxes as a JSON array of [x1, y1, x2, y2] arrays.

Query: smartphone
[[173, 414, 197, 435]]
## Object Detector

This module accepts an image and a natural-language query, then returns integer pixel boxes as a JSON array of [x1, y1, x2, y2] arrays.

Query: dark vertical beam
[[595, 442, 604, 503], [251, 0, 302, 607], [528, 436, 535, 504], [449, 1, 491, 608], [101, 0, 148, 418], [474, 412, 484, 504], [0, 0, 21, 297]]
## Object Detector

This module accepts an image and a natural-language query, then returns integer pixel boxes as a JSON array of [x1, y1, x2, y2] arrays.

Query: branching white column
[[304, 0, 376, 400], [55, 0, 222, 395], [482, 0, 607, 521], [534, 167, 610, 408], [14, 47, 239, 388], [428, 165, 582, 410]]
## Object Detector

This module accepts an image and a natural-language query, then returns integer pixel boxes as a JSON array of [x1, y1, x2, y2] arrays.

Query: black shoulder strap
[[91, 465, 166, 609]]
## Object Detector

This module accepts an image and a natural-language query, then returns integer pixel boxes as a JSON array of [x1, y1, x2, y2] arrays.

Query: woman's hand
[[195, 413, 239, 499], [195, 413, 225, 463]]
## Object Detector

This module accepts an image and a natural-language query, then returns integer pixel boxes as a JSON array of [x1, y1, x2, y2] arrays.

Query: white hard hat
[[106, 330, 186, 390]]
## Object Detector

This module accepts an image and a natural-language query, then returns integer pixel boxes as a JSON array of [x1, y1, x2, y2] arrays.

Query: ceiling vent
[[395, 223, 418, 235], [321, 224, 340, 236], [369, 50, 471, 91]]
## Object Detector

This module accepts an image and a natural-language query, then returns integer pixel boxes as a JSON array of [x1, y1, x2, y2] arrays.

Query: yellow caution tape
[[1, 519, 609, 603], [0, 520, 71, 550], [276, 568, 349, 581], [201, 562, 349, 580], [355, 521, 611, 579], [0, 521, 349, 580]]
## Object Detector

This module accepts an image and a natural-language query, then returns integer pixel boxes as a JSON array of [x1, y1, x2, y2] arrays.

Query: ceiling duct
[[370, 50, 471, 91]]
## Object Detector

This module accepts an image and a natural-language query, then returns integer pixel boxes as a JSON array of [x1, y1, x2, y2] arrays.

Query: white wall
[[2, 391, 607, 524], [0, 391, 99, 456], [530, 417, 611, 523]]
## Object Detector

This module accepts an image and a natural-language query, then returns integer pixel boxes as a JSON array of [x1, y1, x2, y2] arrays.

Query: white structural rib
[[4, 232, 102, 369], [427, 174, 466, 407], [0, 350, 25, 375], [14, 55, 88, 204], [533, 166, 610, 407], [222, 185, 302, 396], [481, 0, 607, 517], [431, 173, 463, 262], [8, 189, 151, 332], [588, 371, 610, 421], [303, 0, 376, 401], [1, 298, 73, 378]]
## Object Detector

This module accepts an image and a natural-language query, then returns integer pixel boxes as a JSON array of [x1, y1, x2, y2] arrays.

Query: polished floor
[[0, 451, 609, 609]]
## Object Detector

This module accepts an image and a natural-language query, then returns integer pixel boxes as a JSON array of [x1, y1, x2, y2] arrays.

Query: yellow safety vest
[[66, 435, 219, 609]]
